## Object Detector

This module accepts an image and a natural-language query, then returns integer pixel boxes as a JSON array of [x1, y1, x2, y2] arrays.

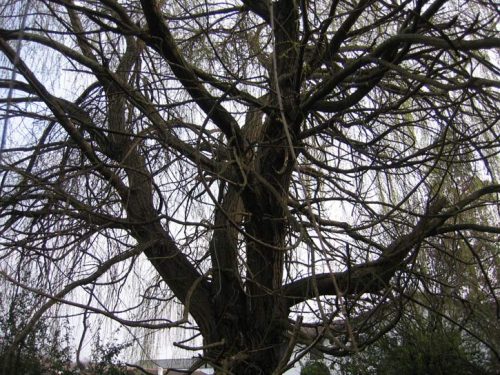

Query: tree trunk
[[207, 305, 289, 374]]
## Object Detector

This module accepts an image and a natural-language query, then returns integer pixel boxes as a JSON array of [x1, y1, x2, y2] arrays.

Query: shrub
[[301, 360, 331, 375]]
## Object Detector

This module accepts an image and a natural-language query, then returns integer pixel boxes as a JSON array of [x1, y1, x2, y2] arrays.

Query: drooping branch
[[0, 26, 217, 339], [139, 0, 247, 152], [0, 36, 129, 198], [283, 185, 500, 307]]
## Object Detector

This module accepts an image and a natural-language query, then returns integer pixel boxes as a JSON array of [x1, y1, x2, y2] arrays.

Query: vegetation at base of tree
[[86, 332, 132, 375], [301, 360, 331, 375], [333, 306, 498, 375], [0, 285, 73, 375], [0, 285, 133, 375]]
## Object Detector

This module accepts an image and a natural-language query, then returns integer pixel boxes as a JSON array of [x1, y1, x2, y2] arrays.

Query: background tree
[[333, 302, 497, 375], [0, 0, 499, 374]]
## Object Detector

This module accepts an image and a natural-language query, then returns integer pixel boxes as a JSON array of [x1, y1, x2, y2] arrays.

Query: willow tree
[[0, 0, 499, 373]]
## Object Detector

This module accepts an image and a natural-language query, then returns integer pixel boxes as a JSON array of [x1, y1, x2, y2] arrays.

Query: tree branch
[[283, 185, 500, 307], [139, 0, 247, 152]]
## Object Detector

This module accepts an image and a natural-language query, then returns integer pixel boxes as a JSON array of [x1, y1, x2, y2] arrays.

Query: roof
[[136, 358, 211, 370]]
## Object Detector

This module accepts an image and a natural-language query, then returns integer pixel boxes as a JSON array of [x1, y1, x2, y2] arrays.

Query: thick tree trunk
[[207, 307, 289, 374]]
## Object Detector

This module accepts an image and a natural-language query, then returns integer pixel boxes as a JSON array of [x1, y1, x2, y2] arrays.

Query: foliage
[[86, 330, 132, 375], [334, 307, 497, 375], [301, 360, 331, 375], [0, 0, 499, 373], [0, 285, 73, 375]]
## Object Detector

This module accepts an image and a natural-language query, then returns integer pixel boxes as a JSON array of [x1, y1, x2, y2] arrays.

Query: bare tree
[[0, 0, 499, 373]]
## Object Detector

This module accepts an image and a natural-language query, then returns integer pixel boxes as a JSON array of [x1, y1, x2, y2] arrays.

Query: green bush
[[333, 310, 495, 375], [87, 331, 131, 375], [0, 288, 74, 375], [301, 360, 331, 375]]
